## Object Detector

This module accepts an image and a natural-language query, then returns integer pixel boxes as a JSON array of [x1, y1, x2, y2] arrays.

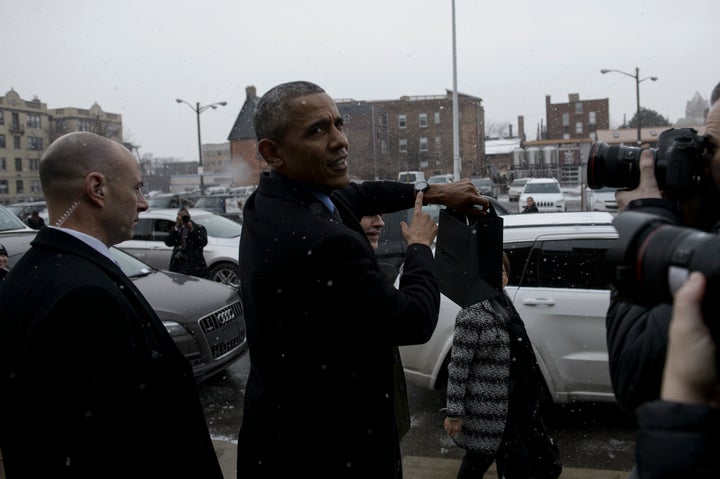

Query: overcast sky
[[4, 0, 719, 162]]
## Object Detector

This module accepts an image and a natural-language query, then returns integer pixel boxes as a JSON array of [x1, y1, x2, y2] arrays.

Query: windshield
[[472, 179, 492, 187], [0, 205, 32, 231], [524, 183, 561, 194], [192, 214, 243, 238]]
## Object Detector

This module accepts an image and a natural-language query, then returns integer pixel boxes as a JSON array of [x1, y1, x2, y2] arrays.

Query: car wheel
[[208, 261, 239, 288]]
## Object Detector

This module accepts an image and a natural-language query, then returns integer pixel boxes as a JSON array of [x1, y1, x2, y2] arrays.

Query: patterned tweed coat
[[446, 295, 541, 454]]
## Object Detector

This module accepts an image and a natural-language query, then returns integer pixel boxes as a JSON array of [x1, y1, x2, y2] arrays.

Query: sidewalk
[[213, 439, 630, 479]]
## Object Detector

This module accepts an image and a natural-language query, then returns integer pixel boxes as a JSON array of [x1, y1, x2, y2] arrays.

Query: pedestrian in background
[[164, 207, 209, 278], [26, 210, 45, 229], [522, 196, 539, 213], [444, 252, 560, 479], [0, 132, 223, 478]]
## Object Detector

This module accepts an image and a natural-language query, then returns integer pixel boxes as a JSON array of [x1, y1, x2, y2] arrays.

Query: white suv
[[518, 177, 566, 213], [399, 211, 618, 404]]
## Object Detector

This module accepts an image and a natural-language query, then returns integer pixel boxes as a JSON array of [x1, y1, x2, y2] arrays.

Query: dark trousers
[[456, 415, 531, 479]]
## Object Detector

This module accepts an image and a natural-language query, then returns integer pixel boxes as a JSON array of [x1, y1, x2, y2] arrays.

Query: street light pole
[[176, 98, 228, 193], [600, 67, 657, 146]]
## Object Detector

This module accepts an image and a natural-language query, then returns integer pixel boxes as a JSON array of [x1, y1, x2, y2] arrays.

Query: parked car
[[397, 170, 426, 184], [116, 208, 241, 288], [518, 177, 566, 213], [427, 174, 454, 185], [469, 177, 499, 198], [6, 200, 47, 223], [399, 211, 618, 404], [194, 194, 244, 223], [0, 208, 246, 383], [585, 186, 619, 212], [147, 193, 198, 210], [507, 177, 529, 202]]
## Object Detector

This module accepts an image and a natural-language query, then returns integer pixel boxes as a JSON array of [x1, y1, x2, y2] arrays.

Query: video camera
[[587, 128, 707, 199], [605, 211, 720, 343]]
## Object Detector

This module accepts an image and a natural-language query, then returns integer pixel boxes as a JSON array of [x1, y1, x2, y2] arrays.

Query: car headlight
[[163, 321, 190, 337]]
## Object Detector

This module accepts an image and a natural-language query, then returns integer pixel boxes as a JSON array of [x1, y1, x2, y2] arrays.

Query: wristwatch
[[414, 180, 430, 194]]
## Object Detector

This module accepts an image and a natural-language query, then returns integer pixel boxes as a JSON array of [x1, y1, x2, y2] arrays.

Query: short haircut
[[39, 132, 123, 197], [254, 81, 326, 142]]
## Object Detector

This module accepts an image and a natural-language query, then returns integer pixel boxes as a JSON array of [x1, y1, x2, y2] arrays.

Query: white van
[[397, 171, 426, 184]]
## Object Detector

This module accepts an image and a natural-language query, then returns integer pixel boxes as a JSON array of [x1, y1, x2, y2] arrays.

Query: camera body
[[587, 128, 706, 199], [605, 211, 720, 343], [181, 215, 191, 224]]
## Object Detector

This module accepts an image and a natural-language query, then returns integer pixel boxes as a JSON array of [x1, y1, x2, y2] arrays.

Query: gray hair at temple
[[711, 81, 720, 106], [253, 81, 326, 142]]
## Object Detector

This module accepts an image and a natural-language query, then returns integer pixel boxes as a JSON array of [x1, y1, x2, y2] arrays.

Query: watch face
[[415, 181, 428, 192]]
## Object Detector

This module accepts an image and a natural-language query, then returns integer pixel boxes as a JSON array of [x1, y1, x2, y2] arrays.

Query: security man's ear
[[258, 139, 282, 167], [85, 172, 106, 205]]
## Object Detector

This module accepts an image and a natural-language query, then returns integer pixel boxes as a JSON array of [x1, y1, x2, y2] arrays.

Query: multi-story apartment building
[[227, 86, 486, 185], [0, 88, 123, 203], [544, 93, 609, 141], [340, 90, 486, 180]]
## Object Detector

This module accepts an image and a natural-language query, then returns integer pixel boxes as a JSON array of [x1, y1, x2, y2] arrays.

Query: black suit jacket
[[237, 174, 441, 478], [0, 227, 222, 479]]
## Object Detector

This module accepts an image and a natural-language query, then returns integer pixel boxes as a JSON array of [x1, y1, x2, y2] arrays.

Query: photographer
[[606, 83, 720, 414], [164, 208, 209, 278], [635, 272, 720, 478]]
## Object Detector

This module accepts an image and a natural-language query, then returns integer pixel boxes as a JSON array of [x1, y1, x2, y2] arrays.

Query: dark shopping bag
[[435, 206, 504, 307]]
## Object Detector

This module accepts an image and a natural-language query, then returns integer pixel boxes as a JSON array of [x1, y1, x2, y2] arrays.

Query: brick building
[[544, 93, 609, 141]]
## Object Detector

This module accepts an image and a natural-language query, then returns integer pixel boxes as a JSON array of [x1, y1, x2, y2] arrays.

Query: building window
[[79, 120, 92, 131], [590, 132, 597, 140], [562, 113, 569, 127], [0, 134, 5, 149], [16, 180, 24, 194], [434, 112, 440, 124], [30, 179, 41, 193], [29, 158, 40, 171], [435, 136, 442, 149], [399, 139, 408, 153], [0, 158, 5, 170], [0, 180, 7, 195], [0, 110, 4, 125], [26, 114, 41, 129], [398, 115, 407, 129], [14, 158, 22, 172], [419, 113, 428, 128], [563, 133, 570, 140], [13, 136, 20, 149], [28, 137, 43, 150], [575, 122, 583, 134], [343, 114, 351, 124], [589, 111, 597, 125], [575, 102, 583, 114], [380, 140, 387, 154], [419, 137, 428, 151]]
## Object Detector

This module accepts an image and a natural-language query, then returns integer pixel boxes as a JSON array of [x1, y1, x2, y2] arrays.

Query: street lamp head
[[219, 101, 228, 106], [600, 69, 611, 74], [650, 77, 658, 82], [175, 98, 183, 103]]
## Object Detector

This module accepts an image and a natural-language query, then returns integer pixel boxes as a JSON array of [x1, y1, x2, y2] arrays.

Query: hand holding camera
[[615, 150, 662, 212]]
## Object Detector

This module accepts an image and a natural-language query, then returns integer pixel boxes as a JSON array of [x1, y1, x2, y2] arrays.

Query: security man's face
[[706, 101, 720, 190]]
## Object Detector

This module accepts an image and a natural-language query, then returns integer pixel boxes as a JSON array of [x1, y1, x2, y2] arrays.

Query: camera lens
[[181, 215, 190, 223], [586, 142, 644, 190], [606, 211, 720, 310]]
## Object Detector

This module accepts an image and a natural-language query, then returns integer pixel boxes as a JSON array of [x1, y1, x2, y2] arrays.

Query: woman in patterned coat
[[443, 253, 552, 478]]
